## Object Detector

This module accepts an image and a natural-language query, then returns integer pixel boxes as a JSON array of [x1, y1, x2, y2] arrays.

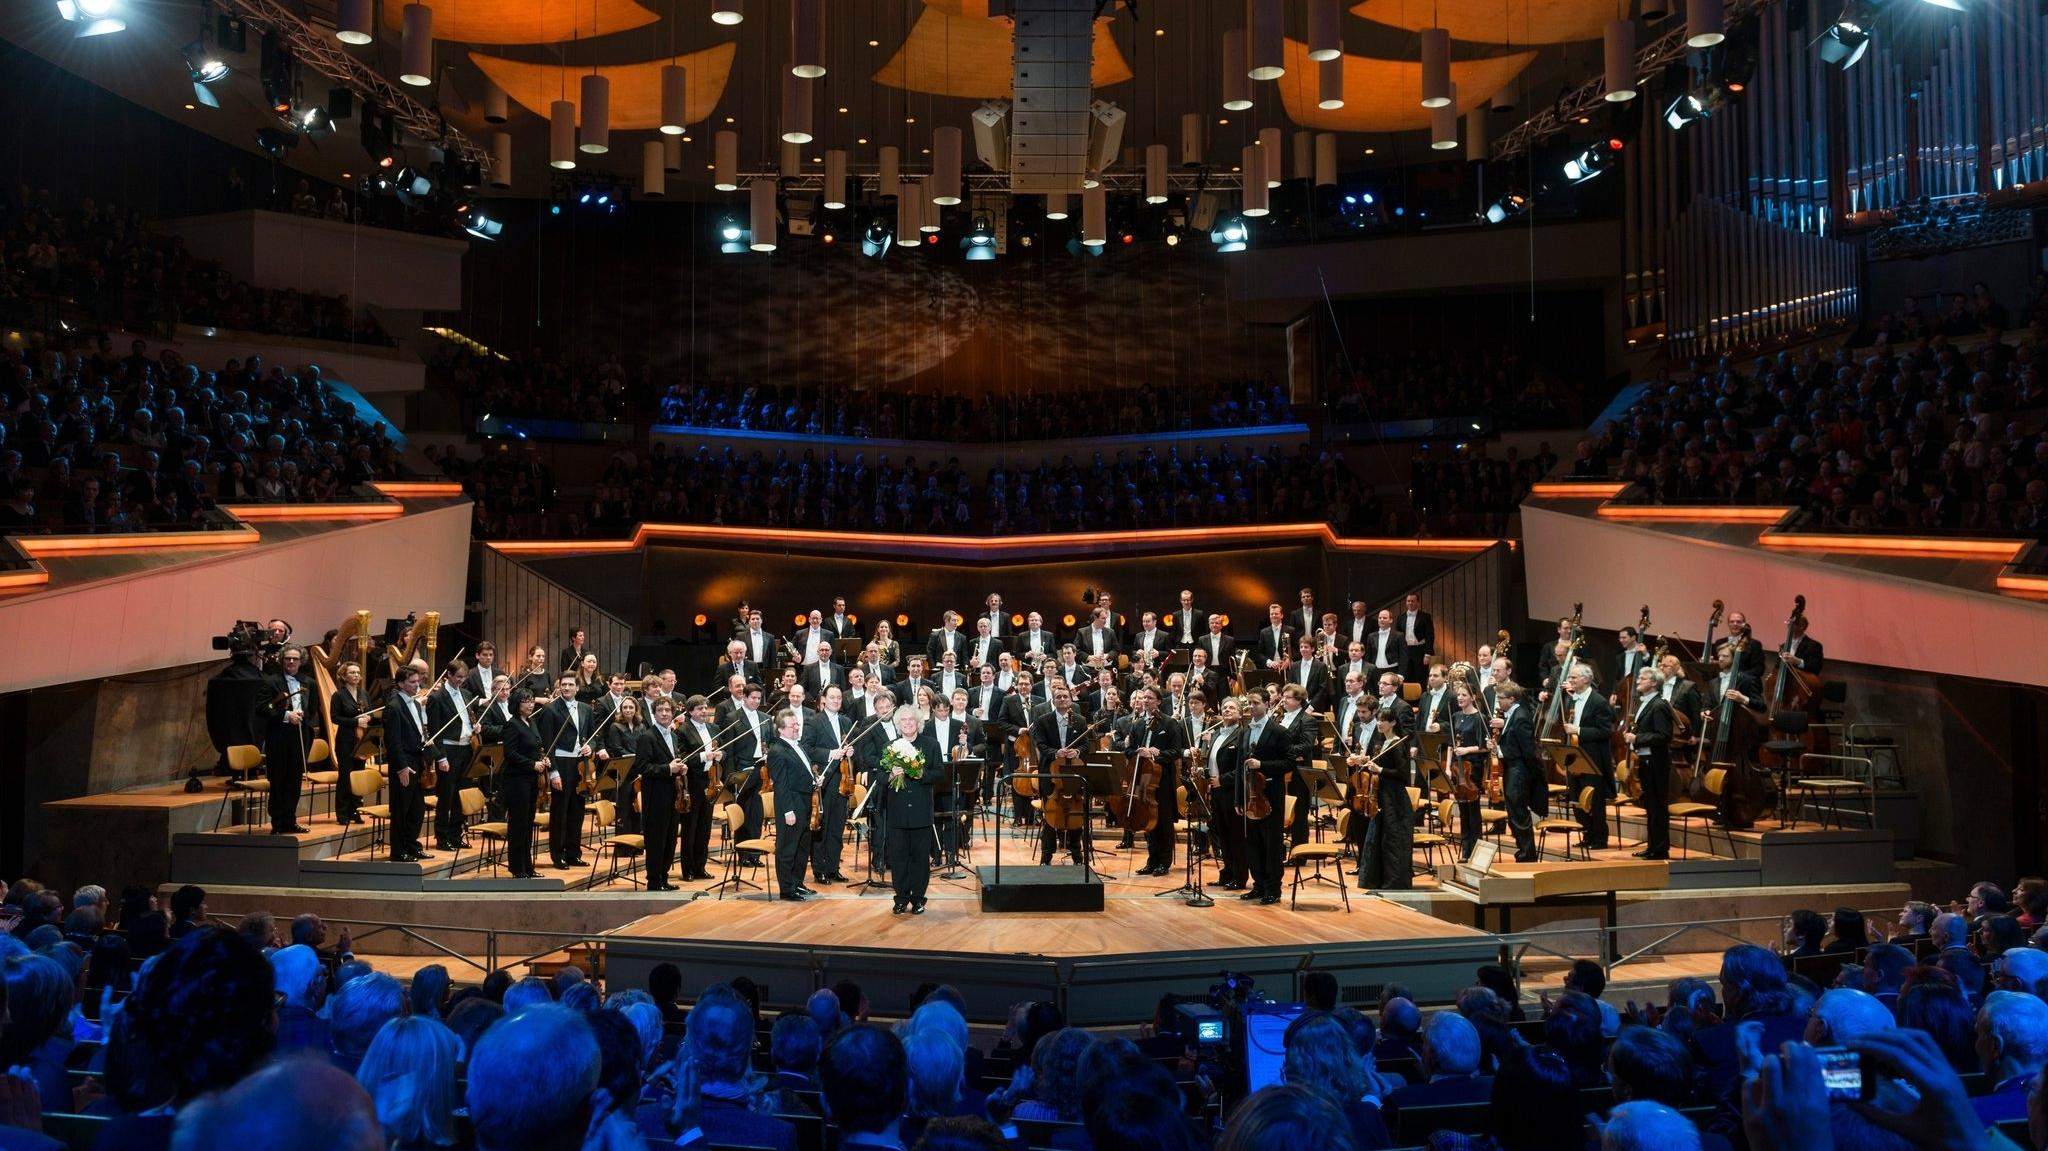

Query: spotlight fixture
[[1164, 232, 1181, 247], [961, 213, 997, 261], [392, 165, 434, 197], [1484, 189, 1530, 223], [1814, 2, 1874, 69], [718, 217, 749, 254], [1563, 137, 1624, 183], [184, 40, 229, 85], [463, 209, 503, 240], [297, 105, 333, 137], [255, 126, 298, 155], [56, 0, 124, 36], [1664, 84, 1721, 130], [861, 216, 894, 259], [1209, 214, 1249, 253]]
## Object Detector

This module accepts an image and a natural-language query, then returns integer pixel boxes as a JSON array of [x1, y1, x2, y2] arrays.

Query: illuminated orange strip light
[[220, 502, 404, 521], [16, 528, 263, 555], [488, 522, 1506, 557], [372, 481, 467, 498], [1759, 532, 2028, 559], [1528, 481, 1629, 498], [1596, 504, 1793, 523], [0, 569, 49, 591]]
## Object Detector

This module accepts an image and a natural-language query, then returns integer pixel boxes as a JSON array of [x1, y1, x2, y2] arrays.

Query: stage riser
[[1606, 814, 1899, 886], [183, 884, 687, 960]]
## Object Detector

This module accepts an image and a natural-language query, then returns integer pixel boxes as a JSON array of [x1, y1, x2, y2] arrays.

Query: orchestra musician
[[255, 644, 315, 835], [1032, 684, 1091, 867], [1237, 692, 1292, 906], [496, 689, 543, 879], [602, 696, 645, 833], [1613, 627, 1654, 703], [329, 660, 371, 827], [1367, 609, 1405, 675], [1186, 647, 1222, 702], [724, 683, 771, 865], [382, 664, 430, 863], [1702, 641, 1768, 830], [1198, 615, 1236, 672], [1624, 667, 1675, 861], [1656, 653, 1701, 729], [1448, 682, 1491, 859], [1206, 697, 1249, 890], [1353, 705, 1417, 889], [1076, 608, 1119, 667], [1131, 612, 1168, 673], [738, 609, 783, 676], [870, 620, 903, 670], [1289, 588, 1319, 640], [884, 706, 941, 915], [1535, 617, 1574, 685], [800, 645, 848, 698], [1172, 589, 1206, 647], [466, 641, 502, 700], [828, 597, 855, 641], [892, 655, 935, 707], [981, 593, 1008, 640], [1254, 604, 1295, 673], [712, 641, 758, 691], [1333, 670, 1372, 743], [1398, 594, 1436, 682], [1123, 687, 1187, 875], [538, 673, 600, 869], [1491, 682, 1544, 862], [793, 612, 833, 669], [633, 697, 684, 890], [1275, 683, 1317, 845], [968, 617, 1004, 670], [802, 684, 858, 885], [1013, 612, 1055, 666], [926, 695, 974, 867], [1287, 636, 1333, 712], [927, 611, 971, 670], [513, 644, 552, 699], [854, 691, 901, 868], [1781, 614, 1824, 677], [934, 651, 968, 701], [558, 628, 591, 674], [767, 709, 819, 902], [676, 694, 721, 880], [1416, 664, 1454, 738], [1560, 662, 1617, 850], [424, 660, 477, 851]]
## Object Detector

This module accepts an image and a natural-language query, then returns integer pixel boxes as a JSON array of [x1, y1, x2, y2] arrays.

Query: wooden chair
[[447, 788, 490, 873], [302, 737, 341, 821], [589, 797, 647, 889], [1536, 814, 1589, 860], [709, 803, 770, 900], [1287, 841, 1350, 911], [217, 744, 268, 832], [346, 768, 386, 854], [1787, 752, 1875, 829], [1667, 793, 1720, 859]]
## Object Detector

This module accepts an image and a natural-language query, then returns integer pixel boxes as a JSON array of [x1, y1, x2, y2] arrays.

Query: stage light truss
[[213, 0, 491, 169], [1490, 0, 1773, 164], [737, 168, 1246, 198]]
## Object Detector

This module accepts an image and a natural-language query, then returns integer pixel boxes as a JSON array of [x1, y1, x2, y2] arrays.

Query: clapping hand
[[1847, 1030, 1990, 1151]]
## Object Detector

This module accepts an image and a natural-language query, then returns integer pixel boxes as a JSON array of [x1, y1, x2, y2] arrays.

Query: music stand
[[1071, 760, 1121, 876], [1241, 668, 1281, 692], [938, 757, 983, 880], [1301, 761, 1346, 844], [1157, 767, 1216, 908], [849, 773, 892, 895]]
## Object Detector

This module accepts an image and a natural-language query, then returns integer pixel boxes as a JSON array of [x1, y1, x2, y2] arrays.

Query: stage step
[[977, 864, 1106, 912]]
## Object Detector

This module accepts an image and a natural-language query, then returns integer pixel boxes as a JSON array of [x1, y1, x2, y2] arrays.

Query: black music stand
[[1071, 760, 1121, 877], [1299, 762, 1345, 846], [937, 757, 983, 880], [1157, 771, 1216, 908]]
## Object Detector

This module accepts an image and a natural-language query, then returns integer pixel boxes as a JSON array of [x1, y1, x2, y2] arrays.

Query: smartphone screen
[[1812, 1046, 1867, 1099]]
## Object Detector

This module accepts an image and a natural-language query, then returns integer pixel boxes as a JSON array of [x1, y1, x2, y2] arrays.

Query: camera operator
[[204, 621, 272, 785], [255, 645, 316, 834]]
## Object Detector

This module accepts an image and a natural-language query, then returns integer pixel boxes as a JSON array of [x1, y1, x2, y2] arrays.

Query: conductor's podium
[[1440, 855, 1671, 959]]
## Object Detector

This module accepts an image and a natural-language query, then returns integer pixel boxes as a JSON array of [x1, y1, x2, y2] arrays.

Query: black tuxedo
[[767, 738, 818, 896], [791, 626, 835, 666], [676, 719, 721, 876], [1397, 610, 1435, 680], [967, 635, 1005, 669], [1011, 630, 1056, 663], [723, 708, 771, 854], [1414, 686, 1455, 737], [978, 609, 1010, 640], [1291, 606, 1320, 641], [424, 682, 478, 848], [1286, 659, 1333, 712], [1197, 631, 1237, 672], [496, 714, 543, 875], [537, 696, 598, 866], [1074, 625, 1119, 665], [800, 661, 848, 699], [381, 690, 431, 859], [1366, 629, 1406, 673], [329, 685, 370, 825], [1122, 712, 1189, 871], [802, 708, 858, 880], [254, 671, 315, 833], [926, 629, 971, 670], [1615, 649, 1655, 694], [1171, 606, 1208, 646], [1236, 716, 1293, 899], [1565, 691, 1617, 847], [1628, 693, 1676, 856], [1031, 708, 1093, 864], [1274, 704, 1319, 843], [891, 676, 937, 706], [1254, 624, 1296, 668], [1343, 615, 1375, 648], [711, 660, 761, 693], [1495, 701, 1545, 861], [464, 663, 505, 703], [635, 724, 685, 885], [1780, 635, 1824, 678], [883, 727, 941, 906]]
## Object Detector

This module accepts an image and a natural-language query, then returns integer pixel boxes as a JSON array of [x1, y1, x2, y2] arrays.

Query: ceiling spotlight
[[184, 41, 229, 85], [1815, 4, 1874, 68], [1563, 137, 1624, 183], [861, 217, 894, 259], [719, 217, 749, 254], [961, 214, 997, 261], [1484, 189, 1530, 224], [463, 210, 503, 240], [393, 165, 433, 197], [56, 0, 124, 36], [1664, 84, 1721, 130], [1164, 232, 1181, 247], [297, 105, 333, 137], [1210, 214, 1249, 253], [711, 1, 743, 25]]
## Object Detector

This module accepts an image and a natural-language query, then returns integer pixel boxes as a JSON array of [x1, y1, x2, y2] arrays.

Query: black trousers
[[1503, 759, 1546, 859], [1577, 757, 1615, 848], [1456, 798, 1484, 858], [267, 745, 304, 833], [642, 781, 679, 885], [1039, 820, 1086, 865], [433, 745, 471, 846], [501, 771, 538, 875], [775, 803, 812, 895], [1214, 803, 1250, 886], [1286, 770, 1312, 844], [1144, 775, 1180, 871], [336, 746, 364, 824], [810, 782, 850, 879], [1247, 812, 1285, 898], [1640, 753, 1671, 855], [889, 825, 934, 905], [390, 765, 426, 858], [547, 757, 586, 864]]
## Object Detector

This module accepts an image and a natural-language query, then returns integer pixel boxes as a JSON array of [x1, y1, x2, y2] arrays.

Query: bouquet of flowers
[[881, 738, 926, 782]]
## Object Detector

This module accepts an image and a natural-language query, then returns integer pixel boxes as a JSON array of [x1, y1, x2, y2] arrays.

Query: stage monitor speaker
[[977, 864, 1104, 912]]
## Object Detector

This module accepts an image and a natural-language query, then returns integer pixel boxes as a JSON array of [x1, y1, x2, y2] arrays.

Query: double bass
[[1761, 594, 1821, 764], [1614, 605, 1651, 801], [1106, 719, 1163, 838], [1706, 619, 1774, 828], [1535, 603, 1587, 776]]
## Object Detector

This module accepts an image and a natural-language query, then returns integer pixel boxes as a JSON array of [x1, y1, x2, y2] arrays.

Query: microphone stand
[[849, 754, 893, 896]]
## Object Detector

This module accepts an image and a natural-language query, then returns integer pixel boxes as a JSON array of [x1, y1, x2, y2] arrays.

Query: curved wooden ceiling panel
[[1274, 39, 1533, 131], [872, 7, 1132, 99], [469, 44, 737, 129], [1350, 0, 1609, 45], [380, 0, 660, 45]]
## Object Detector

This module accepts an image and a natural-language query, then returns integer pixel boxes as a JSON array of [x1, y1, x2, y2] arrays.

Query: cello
[[1040, 713, 1111, 834], [1615, 605, 1651, 802], [1106, 715, 1163, 839]]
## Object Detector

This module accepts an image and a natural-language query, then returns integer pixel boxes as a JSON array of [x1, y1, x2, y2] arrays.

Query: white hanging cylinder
[[749, 179, 777, 251], [548, 99, 576, 169], [335, 0, 373, 44], [1246, 0, 1284, 80], [643, 141, 665, 196], [399, 4, 433, 86], [1081, 186, 1106, 244], [823, 149, 848, 209], [1314, 132, 1336, 187], [1319, 57, 1345, 109], [711, 0, 743, 25], [1222, 30, 1252, 111], [781, 140, 801, 177], [1293, 130, 1313, 181], [1241, 146, 1269, 215], [1260, 126, 1282, 188], [660, 65, 687, 134], [791, 0, 824, 77], [490, 131, 512, 188], [663, 133, 682, 173], [896, 181, 919, 240], [1045, 193, 1069, 220], [1686, 0, 1723, 47], [1604, 21, 1638, 101], [578, 73, 609, 153], [1419, 27, 1450, 108], [1465, 103, 1490, 161], [1308, 0, 1342, 61], [780, 73, 812, 144], [932, 126, 962, 205], [918, 191, 941, 233], [1431, 82, 1458, 149], [1144, 143, 1168, 203], [713, 129, 738, 190]]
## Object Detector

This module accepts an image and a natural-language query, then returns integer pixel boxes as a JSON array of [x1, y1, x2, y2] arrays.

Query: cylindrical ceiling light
[[780, 73, 812, 144], [1180, 112, 1203, 167], [791, 0, 824, 78], [1419, 27, 1450, 107], [918, 192, 941, 233], [490, 131, 513, 188], [1319, 57, 1345, 109], [1144, 143, 1168, 203], [713, 129, 738, 190], [878, 145, 899, 191], [1465, 101, 1490, 161], [1308, 0, 1342, 60], [1080, 186, 1107, 244], [663, 133, 683, 173], [643, 141, 666, 197], [932, 126, 962, 205], [578, 72, 610, 153], [399, 4, 433, 86], [748, 179, 777, 251], [895, 181, 918, 241], [1259, 126, 1282, 188], [1292, 131, 1313, 181], [483, 79, 508, 123], [1641, 0, 1669, 18], [1045, 193, 1069, 220], [1604, 20, 1638, 101], [548, 99, 576, 169], [660, 64, 687, 134], [1246, 0, 1284, 80], [1221, 30, 1252, 111], [781, 140, 801, 177], [711, 0, 743, 26], [1314, 132, 1336, 187], [1241, 146, 1269, 215], [1430, 82, 1458, 150], [1685, 0, 1724, 47], [336, 0, 373, 45], [823, 149, 847, 209]]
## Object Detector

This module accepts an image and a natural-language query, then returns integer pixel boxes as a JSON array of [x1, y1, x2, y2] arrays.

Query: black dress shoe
[[796, 886, 816, 896], [1635, 850, 1669, 860], [826, 873, 851, 882], [1239, 889, 1261, 900], [779, 893, 805, 902], [892, 901, 908, 914], [911, 901, 927, 914], [811, 876, 835, 886], [1259, 895, 1281, 906]]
